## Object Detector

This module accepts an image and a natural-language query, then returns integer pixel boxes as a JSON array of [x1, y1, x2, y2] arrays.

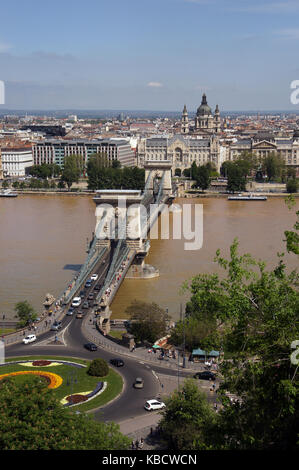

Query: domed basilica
[[181, 93, 220, 134]]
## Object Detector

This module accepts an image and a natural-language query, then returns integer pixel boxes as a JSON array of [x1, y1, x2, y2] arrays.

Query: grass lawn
[[108, 330, 126, 340], [0, 328, 16, 335], [0, 356, 123, 412]]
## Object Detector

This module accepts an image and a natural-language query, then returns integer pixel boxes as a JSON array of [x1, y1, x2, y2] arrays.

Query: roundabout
[[0, 357, 122, 412]]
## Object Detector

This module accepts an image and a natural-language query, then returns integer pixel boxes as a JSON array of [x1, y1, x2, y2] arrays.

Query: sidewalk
[[82, 314, 208, 373], [1, 305, 67, 347]]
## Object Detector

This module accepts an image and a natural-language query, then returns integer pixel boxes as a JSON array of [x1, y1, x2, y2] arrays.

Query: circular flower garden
[[0, 357, 121, 411], [0, 370, 63, 389]]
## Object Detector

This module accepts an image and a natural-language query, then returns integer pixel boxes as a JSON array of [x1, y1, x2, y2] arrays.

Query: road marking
[[152, 370, 159, 380]]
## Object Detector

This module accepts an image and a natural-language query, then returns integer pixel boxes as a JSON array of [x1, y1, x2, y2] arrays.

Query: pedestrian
[[212, 382, 216, 392], [131, 441, 135, 450], [135, 440, 139, 449], [214, 403, 218, 412], [139, 438, 144, 449]]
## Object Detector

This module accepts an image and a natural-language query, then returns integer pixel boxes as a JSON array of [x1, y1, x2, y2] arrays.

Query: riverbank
[[10, 188, 299, 197]]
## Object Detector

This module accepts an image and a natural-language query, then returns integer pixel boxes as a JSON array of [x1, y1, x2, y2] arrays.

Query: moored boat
[[0, 189, 18, 197], [228, 193, 267, 201]]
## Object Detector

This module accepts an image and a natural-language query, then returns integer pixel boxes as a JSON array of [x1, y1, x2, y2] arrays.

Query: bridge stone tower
[[144, 161, 173, 196], [94, 190, 146, 250]]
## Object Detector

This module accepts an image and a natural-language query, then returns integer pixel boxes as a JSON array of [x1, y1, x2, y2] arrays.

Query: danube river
[[0, 194, 298, 321]]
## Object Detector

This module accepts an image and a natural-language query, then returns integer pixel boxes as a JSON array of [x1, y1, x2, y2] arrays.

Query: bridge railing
[[61, 212, 110, 304]]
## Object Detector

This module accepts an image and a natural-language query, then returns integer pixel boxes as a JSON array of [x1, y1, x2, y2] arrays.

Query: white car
[[22, 334, 37, 344], [144, 400, 166, 411], [71, 297, 81, 307], [91, 274, 98, 281]]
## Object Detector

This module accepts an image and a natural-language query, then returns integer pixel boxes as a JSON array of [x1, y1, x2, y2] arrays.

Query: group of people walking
[[131, 438, 144, 450]]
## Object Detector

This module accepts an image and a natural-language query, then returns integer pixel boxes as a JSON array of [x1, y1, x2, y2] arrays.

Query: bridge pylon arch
[[144, 161, 173, 196]]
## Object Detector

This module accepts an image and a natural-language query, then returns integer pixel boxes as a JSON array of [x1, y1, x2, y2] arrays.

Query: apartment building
[[32, 139, 136, 168]]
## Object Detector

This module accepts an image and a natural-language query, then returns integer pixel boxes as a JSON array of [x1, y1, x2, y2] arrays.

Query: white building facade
[[1, 148, 33, 177]]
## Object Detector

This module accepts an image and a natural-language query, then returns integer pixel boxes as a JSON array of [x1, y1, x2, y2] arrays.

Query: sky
[[1, 0, 299, 111]]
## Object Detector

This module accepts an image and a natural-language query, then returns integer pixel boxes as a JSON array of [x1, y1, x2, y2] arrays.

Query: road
[[4, 251, 209, 425]]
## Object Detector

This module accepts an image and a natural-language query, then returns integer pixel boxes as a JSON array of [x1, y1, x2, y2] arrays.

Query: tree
[[159, 379, 216, 450], [61, 154, 82, 189], [14, 301, 37, 328], [183, 168, 191, 178], [179, 225, 299, 449], [286, 178, 298, 193], [125, 300, 170, 344], [262, 152, 285, 181], [112, 159, 121, 169], [226, 163, 247, 193], [87, 358, 109, 377], [193, 165, 211, 192], [0, 378, 130, 450]]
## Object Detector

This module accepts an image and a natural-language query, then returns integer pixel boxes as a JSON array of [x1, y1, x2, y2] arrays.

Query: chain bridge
[[62, 161, 177, 333]]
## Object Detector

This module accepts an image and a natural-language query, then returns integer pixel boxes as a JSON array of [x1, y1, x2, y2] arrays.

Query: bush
[[87, 358, 109, 377], [286, 178, 298, 193]]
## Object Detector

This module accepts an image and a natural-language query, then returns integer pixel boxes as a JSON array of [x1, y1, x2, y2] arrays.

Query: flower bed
[[0, 371, 63, 389], [32, 360, 52, 366], [19, 361, 63, 368], [61, 382, 105, 407], [66, 394, 89, 404]]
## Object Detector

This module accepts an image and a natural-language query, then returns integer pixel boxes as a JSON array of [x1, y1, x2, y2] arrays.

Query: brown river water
[[0, 195, 298, 321]]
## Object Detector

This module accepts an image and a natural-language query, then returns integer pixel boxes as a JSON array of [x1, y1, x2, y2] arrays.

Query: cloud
[[234, 1, 299, 13], [147, 81, 163, 88], [0, 42, 12, 53], [275, 28, 299, 40]]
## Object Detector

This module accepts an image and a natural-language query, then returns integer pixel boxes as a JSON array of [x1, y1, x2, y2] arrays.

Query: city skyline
[[0, 0, 299, 110]]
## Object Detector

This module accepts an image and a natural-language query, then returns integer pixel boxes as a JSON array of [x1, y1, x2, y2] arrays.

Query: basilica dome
[[196, 93, 212, 116]]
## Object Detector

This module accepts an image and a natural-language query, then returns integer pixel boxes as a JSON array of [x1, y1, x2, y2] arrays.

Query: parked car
[[91, 273, 98, 281], [66, 307, 74, 316], [84, 342, 97, 351], [71, 297, 81, 308], [110, 358, 124, 367], [51, 321, 62, 331], [193, 371, 216, 381], [133, 377, 144, 389], [82, 301, 89, 309], [22, 334, 37, 344], [144, 400, 166, 411]]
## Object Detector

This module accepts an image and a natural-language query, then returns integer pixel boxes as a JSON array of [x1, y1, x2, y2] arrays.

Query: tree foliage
[[166, 203, 299, 449], [14, 300, 37, 328], [61, 154, 83, 189], [159, 379, 217, 450], [125, 300, 170, 344], [87, 154, 144, 191], [0, 378, 130, 450], [87, 358, 109, 377]]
